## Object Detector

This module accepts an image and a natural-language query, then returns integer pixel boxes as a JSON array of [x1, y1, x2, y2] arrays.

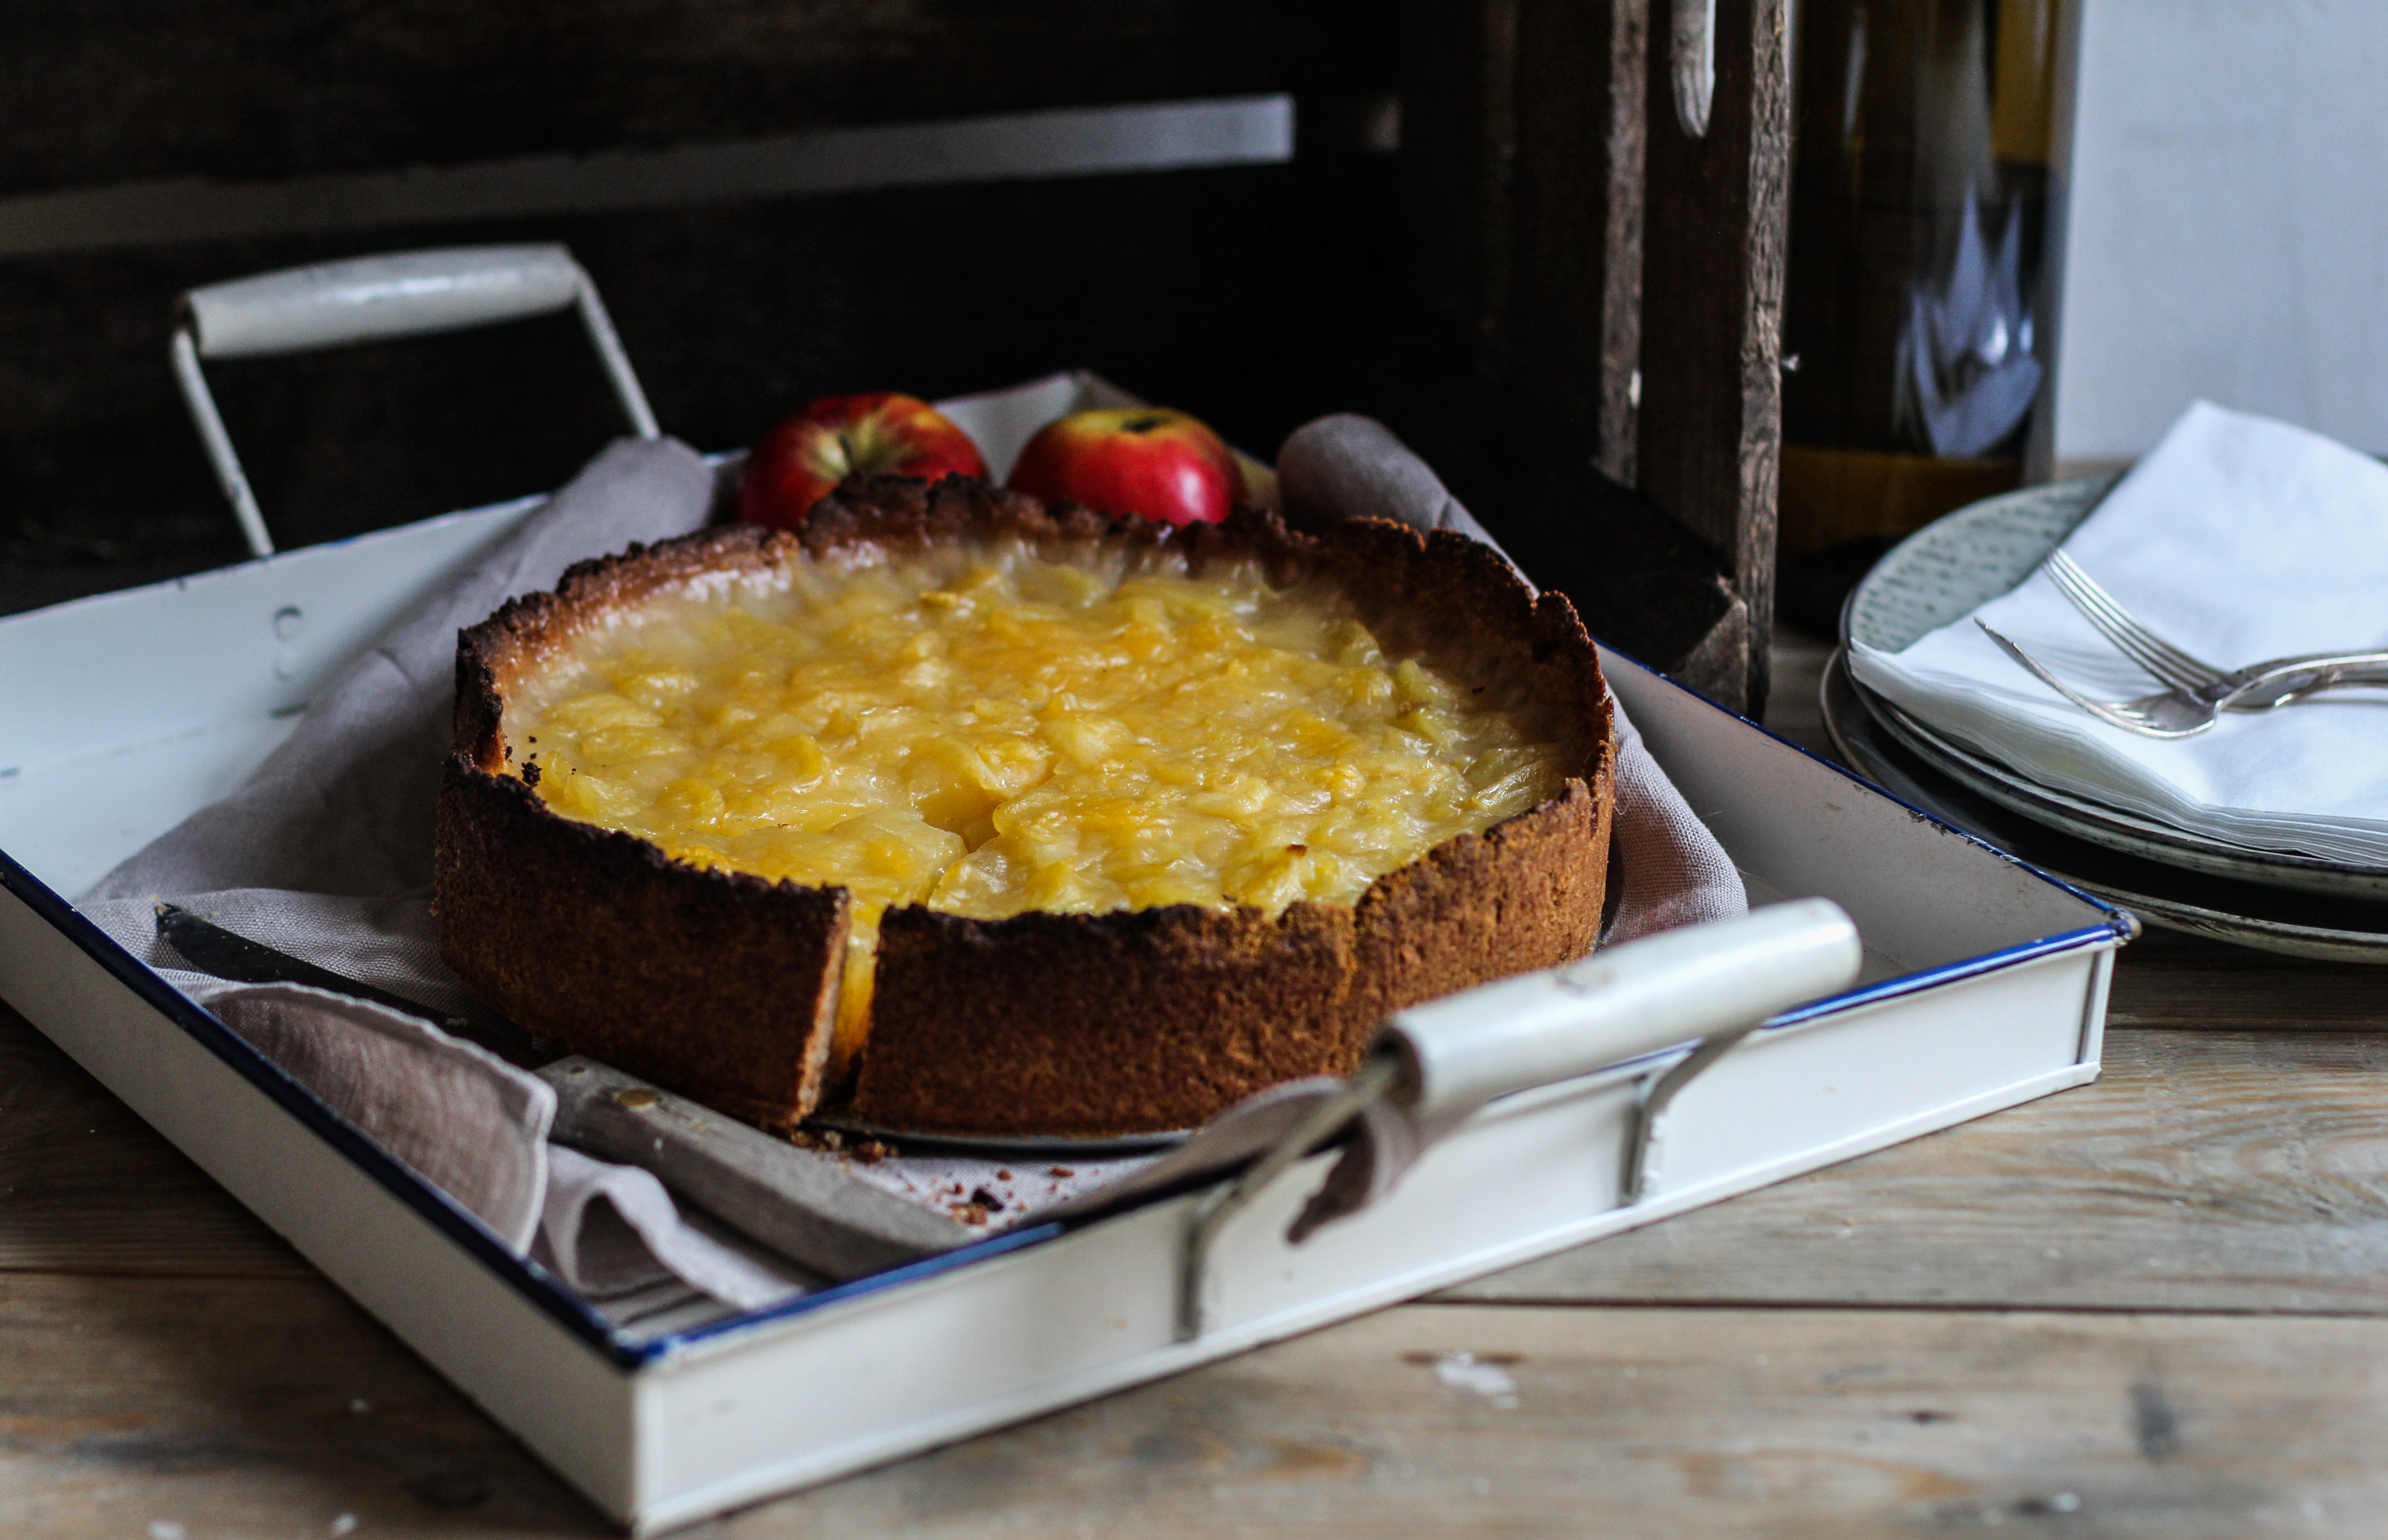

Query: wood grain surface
[[1448, 1027, 2388, 1315], [5, 915, 2385, 1534], [11, 1277, 2388, 1538], [699, 1304, 2388, 1538], [2108, 928, 2388, 1031], [0, 992, 305, 1279]]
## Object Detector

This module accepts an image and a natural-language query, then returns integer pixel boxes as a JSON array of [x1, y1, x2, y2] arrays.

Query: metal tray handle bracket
[[170, 244, 660, 559], [1177, 900, 1861, 1340]]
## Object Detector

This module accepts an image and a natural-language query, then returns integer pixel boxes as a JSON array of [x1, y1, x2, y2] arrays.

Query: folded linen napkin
[[77, 409, 1749, 1306], [1850, 402, 2388, 866]]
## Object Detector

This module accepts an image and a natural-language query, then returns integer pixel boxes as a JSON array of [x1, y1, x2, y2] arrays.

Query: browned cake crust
[[436, 475, 1616, 1136]]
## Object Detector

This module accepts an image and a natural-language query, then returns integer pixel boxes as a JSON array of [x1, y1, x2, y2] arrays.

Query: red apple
[[739, 391, 989, 530], [1005, 408, 1244, 527]]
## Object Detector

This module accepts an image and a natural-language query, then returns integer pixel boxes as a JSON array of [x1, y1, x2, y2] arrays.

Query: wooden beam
[[1506, 0, 1645, 481], [0, 999, 306, 1277], [1397, 0, 1771, 709], [1636, 0, 1791, 714]]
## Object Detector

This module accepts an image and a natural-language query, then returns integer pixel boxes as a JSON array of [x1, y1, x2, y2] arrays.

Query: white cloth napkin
[[1851, 402, 2388, 866]]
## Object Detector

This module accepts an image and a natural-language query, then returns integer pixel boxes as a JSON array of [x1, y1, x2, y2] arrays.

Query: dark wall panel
[[0, 159, 1410, 612], [3, 0, 1392, 197]]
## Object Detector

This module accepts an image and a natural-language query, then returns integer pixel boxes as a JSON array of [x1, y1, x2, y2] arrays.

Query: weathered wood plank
[[1389, 0, 1757, 701], [1448, 1027, 2388, 1314], [1634, 0, 1792, 715], [0, 1271, 591, 1532], [8, 1279, 2388, 1537], [6, 918, 2384, 1530], [0, 1, 1392, 200], [10, 972, 2382, 1309], [1506, 0, 1642, 474], [1592, 0, 1649, 487], [782, 1305, 2388, 1538]]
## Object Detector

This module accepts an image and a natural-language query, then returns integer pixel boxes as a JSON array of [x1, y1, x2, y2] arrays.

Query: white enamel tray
[[0, 375, 2129, 1533]]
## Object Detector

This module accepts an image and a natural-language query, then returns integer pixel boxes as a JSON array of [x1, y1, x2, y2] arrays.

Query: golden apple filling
[[505, 540, 1565, 1066]]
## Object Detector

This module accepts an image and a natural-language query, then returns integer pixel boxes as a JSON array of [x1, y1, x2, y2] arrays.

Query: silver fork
[[2043, 551, 2219, 697], [1978, 593, 2388, 739], [1975, 621, 2239, 736], [2044, 550, 2388, 714]]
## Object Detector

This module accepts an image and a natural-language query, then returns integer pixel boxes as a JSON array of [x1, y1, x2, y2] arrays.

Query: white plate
[[1842, 477, 2388, 900], [1823, 649, 2388, 963], [1863, 686, 2388, 902]]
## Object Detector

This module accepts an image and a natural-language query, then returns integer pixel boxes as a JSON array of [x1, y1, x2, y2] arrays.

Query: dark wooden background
[[2, 3, 1384, 598], [1, 0, 1784, 711]]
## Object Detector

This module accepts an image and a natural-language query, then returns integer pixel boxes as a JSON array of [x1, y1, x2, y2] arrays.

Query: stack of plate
[[1825, 478, 2388, 962]]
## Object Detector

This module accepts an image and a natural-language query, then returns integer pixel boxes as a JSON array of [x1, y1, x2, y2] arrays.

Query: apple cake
[[435, 475, 1615, 1137]]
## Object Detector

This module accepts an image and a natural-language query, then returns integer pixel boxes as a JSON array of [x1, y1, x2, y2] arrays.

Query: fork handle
[[2220, 653, 2388, 709]]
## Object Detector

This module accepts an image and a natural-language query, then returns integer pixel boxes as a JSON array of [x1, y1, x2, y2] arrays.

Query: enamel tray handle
[[171, 244, 658, 558], [1177, 900, 1864, 1340], [1378, 898, 1863, 1125]]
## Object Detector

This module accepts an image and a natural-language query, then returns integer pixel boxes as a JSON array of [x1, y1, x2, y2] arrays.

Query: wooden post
[[1398, 0, 1787, 717], [1636, 0, 1792, 714], [1507, 0, 1646, 488]]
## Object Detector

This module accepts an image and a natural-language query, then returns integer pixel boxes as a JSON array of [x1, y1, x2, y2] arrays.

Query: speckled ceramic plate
[[1842, 476, 2388, 901], [1823, 649, 2388, 963]]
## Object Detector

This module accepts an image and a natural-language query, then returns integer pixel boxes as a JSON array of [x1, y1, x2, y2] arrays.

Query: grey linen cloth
[[92, 435, 716, 898], [79, 415, 1748, 1300]]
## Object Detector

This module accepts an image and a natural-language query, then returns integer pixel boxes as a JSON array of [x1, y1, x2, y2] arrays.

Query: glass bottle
[[1777, 0, 2063, 632]]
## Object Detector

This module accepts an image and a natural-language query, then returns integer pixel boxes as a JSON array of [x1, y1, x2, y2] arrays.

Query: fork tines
[[2043, 550, 2220, 692]]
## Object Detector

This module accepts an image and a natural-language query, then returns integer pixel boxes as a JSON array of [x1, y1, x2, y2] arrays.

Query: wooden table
[[9, 647, 2388, 1536]]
